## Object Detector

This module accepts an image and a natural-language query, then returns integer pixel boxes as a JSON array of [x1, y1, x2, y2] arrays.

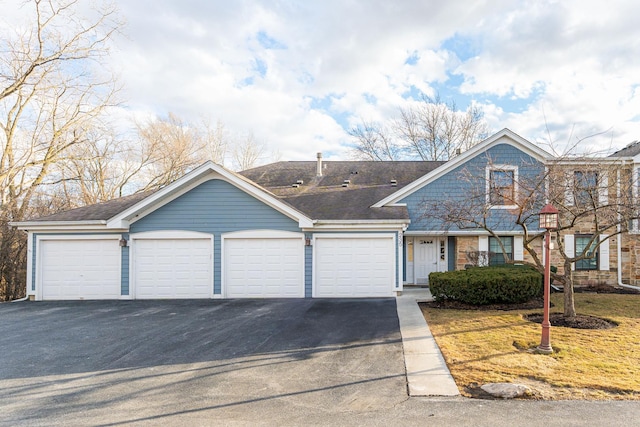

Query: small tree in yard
[[421, 152, 640, 319]]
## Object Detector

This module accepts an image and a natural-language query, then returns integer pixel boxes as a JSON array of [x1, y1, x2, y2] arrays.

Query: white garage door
[[39, 238, 121, 300], [314, 235, 395, 297], [134, 237, 213, 299], [224, 235, 304, 298]]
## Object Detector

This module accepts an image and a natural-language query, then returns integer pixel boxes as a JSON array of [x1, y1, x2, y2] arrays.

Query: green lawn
[[420, 293, 640, 399]]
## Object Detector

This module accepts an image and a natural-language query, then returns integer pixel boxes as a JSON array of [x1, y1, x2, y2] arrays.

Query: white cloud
[[83, 0, 640, 159]]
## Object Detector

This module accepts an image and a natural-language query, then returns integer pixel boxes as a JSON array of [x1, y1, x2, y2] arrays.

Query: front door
[[415, 238, 439, 283]]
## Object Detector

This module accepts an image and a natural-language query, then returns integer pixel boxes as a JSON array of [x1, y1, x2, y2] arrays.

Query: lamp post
[[537, 203, 558, 354]]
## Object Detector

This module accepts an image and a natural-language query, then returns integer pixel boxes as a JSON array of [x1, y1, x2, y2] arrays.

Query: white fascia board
[[372, 128, 553, 208], [552, 158, 630, 165], [9, 221, 124, 233], [305, 219, 408, 232], [106, 161, 313, 229]]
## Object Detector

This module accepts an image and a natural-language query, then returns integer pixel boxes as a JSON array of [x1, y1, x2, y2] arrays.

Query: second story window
[[574, 171, 598, 205], [488, 167, 516, 206]]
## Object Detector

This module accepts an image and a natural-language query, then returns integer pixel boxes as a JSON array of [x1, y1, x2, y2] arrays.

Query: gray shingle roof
[[240, 161, 444, 220], [609, 141, 640, 157], [29, 191, 155, 222], [22, 160, 443, 223]]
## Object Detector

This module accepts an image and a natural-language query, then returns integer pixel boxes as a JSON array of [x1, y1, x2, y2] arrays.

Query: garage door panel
[[314, 237, 395, 298], [40, 239, 121, 300], [224, 237, 304, 298], [134, 238, 212, 299]]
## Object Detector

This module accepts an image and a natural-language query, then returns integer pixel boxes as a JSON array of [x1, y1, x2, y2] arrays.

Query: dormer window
[[487, 165, 517, 207]]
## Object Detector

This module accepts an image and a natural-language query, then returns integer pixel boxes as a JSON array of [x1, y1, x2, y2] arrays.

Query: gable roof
[[372, 128, 552, 207], [24, 191, 156, 223], [240, 160, 443, 220], [609, 140, 640, 158]]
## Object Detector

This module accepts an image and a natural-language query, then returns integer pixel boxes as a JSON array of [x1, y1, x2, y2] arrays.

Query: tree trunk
[[562, 260, 576, 318]]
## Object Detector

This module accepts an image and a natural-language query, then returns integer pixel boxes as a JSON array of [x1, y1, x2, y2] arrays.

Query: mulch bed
[[524, 313, 618, 329], [573, 283, 640, 294]]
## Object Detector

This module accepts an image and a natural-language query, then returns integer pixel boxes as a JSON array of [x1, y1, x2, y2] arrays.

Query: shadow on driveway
[[0, 299, 407, 426]]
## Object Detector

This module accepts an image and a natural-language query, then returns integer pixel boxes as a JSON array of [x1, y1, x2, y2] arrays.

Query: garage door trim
[[35, 234, 122, 301], [130, 230, 214, 299], [221, 230, 305, 298], [312, 233, 397, 298]]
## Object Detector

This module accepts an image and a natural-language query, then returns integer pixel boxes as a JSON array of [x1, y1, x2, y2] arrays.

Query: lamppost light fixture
[[539, 203, 559, 230], [537, 203, 558, 354]]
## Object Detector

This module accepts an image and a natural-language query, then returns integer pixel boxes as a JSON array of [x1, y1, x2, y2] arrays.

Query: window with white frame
[[487, 166, 517, 206], [489, 236, 513, 266], [575, 234, 598, 271]]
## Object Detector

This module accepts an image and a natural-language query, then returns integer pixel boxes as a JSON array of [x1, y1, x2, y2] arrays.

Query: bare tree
[[134, 112, 213, 190], [349, 94, 490, 161], [421, 153, 639, 318], [349, 120, 403, 160], [0, 0, 122, 300], [395, 94, 490, 161], [232, 133, 265, 171]]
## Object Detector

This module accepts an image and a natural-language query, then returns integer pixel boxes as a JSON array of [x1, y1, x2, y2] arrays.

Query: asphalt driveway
[[0, 298, 406, 426]]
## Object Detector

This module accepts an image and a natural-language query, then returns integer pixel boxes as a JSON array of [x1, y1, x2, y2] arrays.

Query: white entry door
[[415, 238, 439, 283]]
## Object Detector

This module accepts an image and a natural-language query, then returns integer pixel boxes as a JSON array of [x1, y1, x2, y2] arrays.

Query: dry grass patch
[[420, 293, 640, 400]]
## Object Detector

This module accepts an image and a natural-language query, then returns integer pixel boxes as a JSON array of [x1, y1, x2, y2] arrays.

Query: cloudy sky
[[14, 0, 640, 162]]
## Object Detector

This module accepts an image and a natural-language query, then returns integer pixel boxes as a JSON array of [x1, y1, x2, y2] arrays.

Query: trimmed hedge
[[429, 266, 543, 305]]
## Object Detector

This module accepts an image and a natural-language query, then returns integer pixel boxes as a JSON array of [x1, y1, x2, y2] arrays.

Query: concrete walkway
[[396, 287, 460, 396]]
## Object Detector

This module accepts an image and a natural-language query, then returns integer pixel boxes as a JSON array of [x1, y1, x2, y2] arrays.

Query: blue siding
[[121, 233, 129, 295], [305, 239, 312, 298], [129, 179, 301, 296], [401, 143, 545, 232]]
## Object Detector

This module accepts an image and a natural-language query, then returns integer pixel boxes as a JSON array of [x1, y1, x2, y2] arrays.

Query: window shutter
[[565, 173, 574, 206], [513, 236, 524, 261], [478, 236, 488, 266], [598, 173, 609, 205], [599, 234, 610, 271], [564, 234, 575, 271]]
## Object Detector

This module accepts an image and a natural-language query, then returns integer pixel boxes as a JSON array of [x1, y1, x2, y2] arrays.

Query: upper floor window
[[575, 234, 598, 270], [489, 236, 513, 265], [574, 171, 598, 205], [488, 166, 517, 206]]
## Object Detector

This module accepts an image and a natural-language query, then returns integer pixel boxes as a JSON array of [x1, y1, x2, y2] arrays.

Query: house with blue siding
[[12, 128, 640, 300]]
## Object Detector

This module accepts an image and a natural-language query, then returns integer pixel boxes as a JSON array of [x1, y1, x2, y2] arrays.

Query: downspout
[[616, 168, 640, 290]]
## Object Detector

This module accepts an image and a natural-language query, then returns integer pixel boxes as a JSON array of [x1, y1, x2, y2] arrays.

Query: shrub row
[[429, 266, 543, 305]]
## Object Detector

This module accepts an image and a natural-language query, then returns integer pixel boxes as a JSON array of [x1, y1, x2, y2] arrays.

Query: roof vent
[[390, 179, 397, 187]]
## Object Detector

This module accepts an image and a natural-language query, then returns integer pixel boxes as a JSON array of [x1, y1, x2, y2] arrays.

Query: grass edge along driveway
[[421, 293, 640, 400]]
